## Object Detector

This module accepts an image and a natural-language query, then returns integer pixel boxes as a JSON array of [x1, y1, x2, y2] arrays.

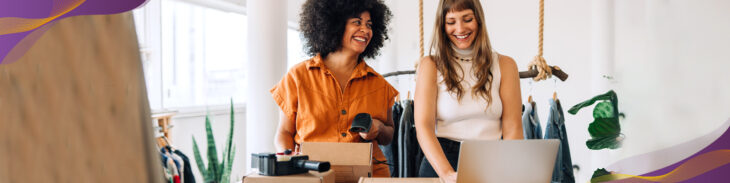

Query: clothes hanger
[[162, 136, 174, 151], [157, 137, 167, 149], [527, 80, 534, 103], [552, 78, 558, 101]]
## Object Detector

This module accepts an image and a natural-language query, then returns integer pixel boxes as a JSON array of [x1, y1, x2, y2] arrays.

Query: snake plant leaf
[[204, 115, 220, 182], [192, 137, 208, 180], [222, 145, 235, 183], [220, 99, 235, 182], [228, 145, 235, 170], [192, 101, 236, 183], [219, 149, 227, 182]]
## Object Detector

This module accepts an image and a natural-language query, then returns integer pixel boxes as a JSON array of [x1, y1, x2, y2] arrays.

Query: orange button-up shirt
[[270, 55, 398, 177]]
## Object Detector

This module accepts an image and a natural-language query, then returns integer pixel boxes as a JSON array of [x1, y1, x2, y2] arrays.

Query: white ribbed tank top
[[435, 49, 502, 141]]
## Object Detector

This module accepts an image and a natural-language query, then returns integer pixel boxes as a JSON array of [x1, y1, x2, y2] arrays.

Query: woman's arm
[[414, 57, 457, 181], [274, 111, 297, 152], [498, 55, 524, 140]]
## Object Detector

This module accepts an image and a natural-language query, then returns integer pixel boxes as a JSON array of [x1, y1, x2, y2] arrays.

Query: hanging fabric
[[380, 101, 404, 177], [160, 147, 181, 183], [174, 149, 196, 183], [545, 99, 575, 183], [396, 99, 423, 177], [522, 101, 543, 139]]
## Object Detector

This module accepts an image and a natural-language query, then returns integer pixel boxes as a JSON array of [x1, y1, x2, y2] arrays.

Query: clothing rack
[[383, 70, 416, 78], [152, 111, 177, 147], [382, 68, 568, 81], [519, 66, 568, 81]]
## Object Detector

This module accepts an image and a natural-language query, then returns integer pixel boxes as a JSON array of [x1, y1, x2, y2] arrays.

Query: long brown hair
[[430, 0, 495, 105]]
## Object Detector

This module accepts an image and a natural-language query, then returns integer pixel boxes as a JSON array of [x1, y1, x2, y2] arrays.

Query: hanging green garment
[[568, 90, 623, 150]]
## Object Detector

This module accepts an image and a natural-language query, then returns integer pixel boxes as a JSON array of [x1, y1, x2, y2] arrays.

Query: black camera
[[350, 113, 372, 133], [251, 152, 331, 176]]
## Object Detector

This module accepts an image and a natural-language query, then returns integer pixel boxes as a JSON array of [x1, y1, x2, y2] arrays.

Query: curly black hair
[[299, 0, 392, 60]]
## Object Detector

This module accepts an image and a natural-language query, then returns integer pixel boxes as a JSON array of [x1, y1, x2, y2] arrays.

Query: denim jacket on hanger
[[545, 99, 575, 183], [522, 101, 542, 139]]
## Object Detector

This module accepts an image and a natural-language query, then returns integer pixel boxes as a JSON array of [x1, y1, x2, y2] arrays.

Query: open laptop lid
[[456, 139, 560, 183]]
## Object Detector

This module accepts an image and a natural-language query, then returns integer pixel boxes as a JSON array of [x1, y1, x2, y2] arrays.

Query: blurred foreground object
[[0, 13, 162, 182]]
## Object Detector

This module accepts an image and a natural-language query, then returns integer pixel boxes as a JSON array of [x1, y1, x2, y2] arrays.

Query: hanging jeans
[[522, 101, 543, 139], [380, 101, 403, 177], [545, 99, 575, 183], [417, 137, 460, 177]]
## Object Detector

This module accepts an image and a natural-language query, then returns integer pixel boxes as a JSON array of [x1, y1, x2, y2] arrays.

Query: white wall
[[610, 0, 730, 174]]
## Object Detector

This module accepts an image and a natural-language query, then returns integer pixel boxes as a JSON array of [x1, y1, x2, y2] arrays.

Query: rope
[[528, 0, 552, 81], [419, 0, 424, 57], [538, 0, 544, 57]]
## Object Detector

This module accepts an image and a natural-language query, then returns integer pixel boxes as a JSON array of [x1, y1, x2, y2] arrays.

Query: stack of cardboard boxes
[[243, 142, 440, 183]]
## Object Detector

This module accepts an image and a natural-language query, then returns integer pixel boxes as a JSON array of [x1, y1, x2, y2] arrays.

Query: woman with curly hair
[[414, 0, 523, 182], [270, 0, 395, 177]]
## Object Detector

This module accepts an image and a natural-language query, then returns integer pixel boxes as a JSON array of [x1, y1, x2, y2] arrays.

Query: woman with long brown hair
[[414, 0, 523, 182]]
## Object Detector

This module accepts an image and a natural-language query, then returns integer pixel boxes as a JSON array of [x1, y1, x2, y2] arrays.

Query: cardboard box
[[301, 142, 373, 183], [243, 170, 335, 183], [358, 178, 442, 183]]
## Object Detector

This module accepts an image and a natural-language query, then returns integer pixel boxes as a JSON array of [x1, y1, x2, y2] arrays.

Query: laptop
[[456, 139, 560, 183]]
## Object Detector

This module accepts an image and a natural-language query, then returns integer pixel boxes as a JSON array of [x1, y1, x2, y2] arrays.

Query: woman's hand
[[358, 118, 383, 141], [441, 171, 458, 183]]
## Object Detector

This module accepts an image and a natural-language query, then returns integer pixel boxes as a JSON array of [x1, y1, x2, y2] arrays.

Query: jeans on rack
[[545, 99, 575, 183]]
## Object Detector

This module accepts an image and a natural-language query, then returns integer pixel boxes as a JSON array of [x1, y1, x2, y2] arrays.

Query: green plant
[[590, 168, 612, 183], [192, 99, 236, 183], [568, 90, 623, 150]]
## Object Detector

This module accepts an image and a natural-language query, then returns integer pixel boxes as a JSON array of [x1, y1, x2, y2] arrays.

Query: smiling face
[[340, 11, 373, 55], [444, 9, 478, 49]]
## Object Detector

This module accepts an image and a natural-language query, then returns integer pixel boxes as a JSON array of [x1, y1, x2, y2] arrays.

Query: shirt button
[[341, 110, 347, 115], [341, 133, 347, 137]]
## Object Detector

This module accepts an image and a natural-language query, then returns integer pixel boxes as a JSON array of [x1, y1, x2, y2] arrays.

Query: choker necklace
[[452, 44, 474, 62], [454, 56, 472, 62]]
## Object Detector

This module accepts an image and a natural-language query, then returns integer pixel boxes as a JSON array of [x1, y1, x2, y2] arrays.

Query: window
[[134, 0, 247, 110], [287, 29, 308, 69], [134, 0, 305, 111], [161, 0, 247, 108]]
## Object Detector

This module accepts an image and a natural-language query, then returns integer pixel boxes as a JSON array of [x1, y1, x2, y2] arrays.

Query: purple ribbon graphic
[[0, 0, 147, 64]]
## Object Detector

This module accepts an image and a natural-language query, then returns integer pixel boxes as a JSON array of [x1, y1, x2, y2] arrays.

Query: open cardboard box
[[358, 178, 442, 183], [301, 142, 373, 183], [243, 170, 335, 183]]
